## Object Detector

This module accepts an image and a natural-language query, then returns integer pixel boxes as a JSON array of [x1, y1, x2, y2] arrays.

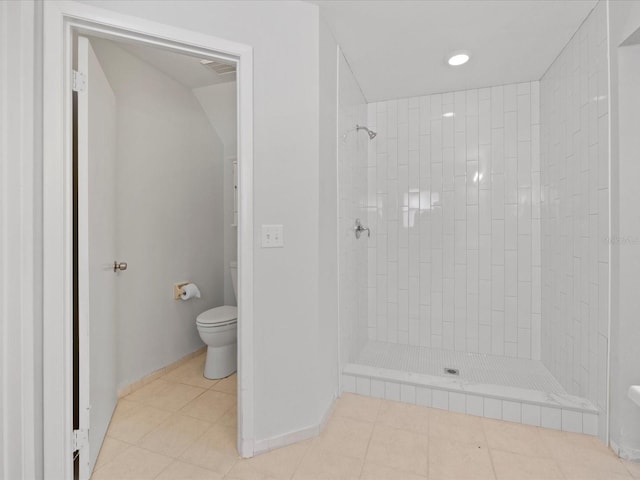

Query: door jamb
[[43, 3, 255, 477]]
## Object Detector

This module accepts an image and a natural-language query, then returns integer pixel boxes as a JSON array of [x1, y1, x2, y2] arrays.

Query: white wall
[[80, 0, 330, 446], [90, 39, 226, 388], [194, 83, 237, 156], [609, 0, 640, 460], [194, 83, 238, 307], [338, 51, 368, 368], [366, 83, 541, 358], [539, 0, 608, 441], [0, 1, 39, 478]]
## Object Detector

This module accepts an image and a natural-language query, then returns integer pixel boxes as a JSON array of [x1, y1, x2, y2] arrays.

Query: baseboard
[[116, 346, 207, 398], [318, 393, 337, 432], [611, 438, 640, 461], [252, 393, 337, 455], [238, 437, 255, 459]]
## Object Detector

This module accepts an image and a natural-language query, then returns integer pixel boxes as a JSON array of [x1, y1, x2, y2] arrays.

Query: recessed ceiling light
[[447, 51, 471, 67]]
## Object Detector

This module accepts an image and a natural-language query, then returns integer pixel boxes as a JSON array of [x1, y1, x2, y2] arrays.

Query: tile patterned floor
[[92, 353, 640, 479]]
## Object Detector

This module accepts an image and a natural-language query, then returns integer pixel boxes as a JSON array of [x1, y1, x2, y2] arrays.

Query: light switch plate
[[261, 224, 284, 248]]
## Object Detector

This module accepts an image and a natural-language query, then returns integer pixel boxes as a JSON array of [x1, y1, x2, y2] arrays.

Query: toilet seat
[[196, 305, 237, 327]]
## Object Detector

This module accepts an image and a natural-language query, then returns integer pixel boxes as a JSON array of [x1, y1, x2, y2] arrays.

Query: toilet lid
[[197, 305, 237, 326]]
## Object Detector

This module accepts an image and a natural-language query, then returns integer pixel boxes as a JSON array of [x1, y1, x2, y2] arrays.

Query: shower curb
[[342, 363, 599, 436]]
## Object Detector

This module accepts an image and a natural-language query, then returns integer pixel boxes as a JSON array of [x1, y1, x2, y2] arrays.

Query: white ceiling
[[311, 0, 598, 102], [118, 41, 236, 89]]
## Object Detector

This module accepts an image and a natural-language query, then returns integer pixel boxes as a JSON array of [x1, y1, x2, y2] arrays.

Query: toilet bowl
[[197, 306, 237, 379], [196, 261, 238, 379]]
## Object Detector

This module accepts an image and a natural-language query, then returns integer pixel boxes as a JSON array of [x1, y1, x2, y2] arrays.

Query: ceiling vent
[[200, 59, 235, 75]]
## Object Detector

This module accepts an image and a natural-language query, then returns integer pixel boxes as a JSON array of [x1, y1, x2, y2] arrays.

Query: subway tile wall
[[540, 0, 608, 435], [338, 52, 369, 367], [366, 82, 541, 359]]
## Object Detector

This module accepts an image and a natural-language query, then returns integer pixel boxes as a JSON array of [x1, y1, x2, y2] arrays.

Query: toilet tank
[[230, 261, 237, 301]]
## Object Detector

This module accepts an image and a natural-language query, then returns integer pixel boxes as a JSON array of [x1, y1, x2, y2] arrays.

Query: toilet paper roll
[[180, 283, 201, 300]]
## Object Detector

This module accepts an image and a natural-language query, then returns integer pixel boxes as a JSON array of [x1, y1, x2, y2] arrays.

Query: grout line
[[92, 435, 134, 473], [359, 404, 379, 473], [150, 459, 178, 480], [288, 431, 318, 480], [481, 417, 499, 480], [117, 346, 206, 398]]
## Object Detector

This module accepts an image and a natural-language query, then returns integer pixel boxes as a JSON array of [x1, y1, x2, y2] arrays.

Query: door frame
[[42, 2, 255, 477]]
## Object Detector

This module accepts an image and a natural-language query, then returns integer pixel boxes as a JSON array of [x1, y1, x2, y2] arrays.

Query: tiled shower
[[366, 81, 541, 357], [339, 1, 609, 441]]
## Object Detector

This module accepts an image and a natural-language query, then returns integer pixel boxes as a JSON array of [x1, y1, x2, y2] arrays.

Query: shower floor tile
[[344, 341, 599, 428], [355, 340, 566, 394]]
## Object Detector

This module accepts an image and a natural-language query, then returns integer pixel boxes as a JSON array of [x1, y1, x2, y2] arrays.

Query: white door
[[76, 35, 119, 480]]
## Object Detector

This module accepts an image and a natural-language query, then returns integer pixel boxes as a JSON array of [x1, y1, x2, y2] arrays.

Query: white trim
[[116, 346, 207, 398], [336, 45, 343, 395], [42, 3, 255, 477], [252, 396, 337, 454], [605, 0, 612, 449], [236, 21, 255, 458], [1, 1, 37, 478], [318, 394, 337, 433], [610, 438, 640, 462]]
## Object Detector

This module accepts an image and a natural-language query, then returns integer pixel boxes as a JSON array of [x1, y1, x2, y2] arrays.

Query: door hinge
[[72, 70, 86, 92], [72, 428, 89, 452]]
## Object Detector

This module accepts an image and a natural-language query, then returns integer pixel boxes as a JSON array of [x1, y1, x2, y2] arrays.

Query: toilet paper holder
[[174, 282, 190, 300]]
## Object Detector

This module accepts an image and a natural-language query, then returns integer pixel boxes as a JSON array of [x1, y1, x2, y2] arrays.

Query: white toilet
[[196, 261, 238, 379]]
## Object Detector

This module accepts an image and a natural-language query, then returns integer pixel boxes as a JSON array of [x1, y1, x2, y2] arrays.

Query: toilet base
[[204, 343, 237, 379]]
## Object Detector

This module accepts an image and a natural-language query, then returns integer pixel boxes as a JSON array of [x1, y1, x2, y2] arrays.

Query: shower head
[[356, 124, 377, 140]]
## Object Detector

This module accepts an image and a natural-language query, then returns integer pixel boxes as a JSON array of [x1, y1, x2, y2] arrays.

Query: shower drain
[[444, 367, 459, 375]]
